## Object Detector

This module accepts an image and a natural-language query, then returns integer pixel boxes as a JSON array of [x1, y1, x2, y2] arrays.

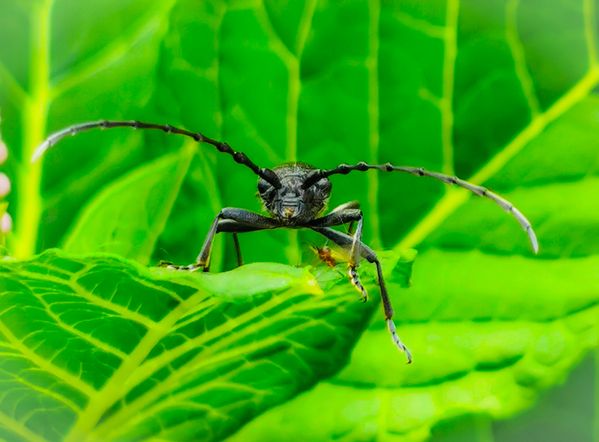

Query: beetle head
[[257, 164, 331, 223]]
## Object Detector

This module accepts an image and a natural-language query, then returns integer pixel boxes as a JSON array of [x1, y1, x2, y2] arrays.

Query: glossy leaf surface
[[0, 0, 597, 440], [0, 249, 412, 441]]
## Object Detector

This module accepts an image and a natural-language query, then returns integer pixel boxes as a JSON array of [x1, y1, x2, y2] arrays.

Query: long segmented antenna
[[32, 120, 282, 188], [303, 162, 538, 253]]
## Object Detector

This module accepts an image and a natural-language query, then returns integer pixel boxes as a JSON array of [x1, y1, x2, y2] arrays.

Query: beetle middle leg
[[232, 233, 243, 267], [310, 205, 366, 302]]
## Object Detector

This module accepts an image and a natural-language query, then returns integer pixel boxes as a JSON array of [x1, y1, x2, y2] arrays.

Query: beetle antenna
[[303, 162, 538, 253], [32, 120, 282, 188]]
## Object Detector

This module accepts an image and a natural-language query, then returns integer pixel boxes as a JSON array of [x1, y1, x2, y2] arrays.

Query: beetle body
[[33, 119, 540, 364]]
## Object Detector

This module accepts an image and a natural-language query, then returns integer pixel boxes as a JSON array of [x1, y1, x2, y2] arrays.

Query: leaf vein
[[440, 0, 459, 176], [367, 0, 382, 248], [50, 0, 177, 99], [31, 290, 128, 360], [0, 321, 96, 397], [0, 410, 46, 442], [505, 0, 541, 117], [93, 290, 350, 436], [1, 364, 82, 412], [394, 66, 599, 252], [392, 9, 445, 39], [583, 0, 599, 66], [16, 268, 159, 330], [63, 286, 210, 441], [0, 62, 27, 107]]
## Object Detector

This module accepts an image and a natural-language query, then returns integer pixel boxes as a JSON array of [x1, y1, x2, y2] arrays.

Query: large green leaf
[[63, 146, 194, 264], [206, 0, 598, 440], [1, 0, 598, 440], [232, 250, 599, 441], [0, 249, 412, 441], [0, 0, 178, 258], [0, 201, 7, 252]]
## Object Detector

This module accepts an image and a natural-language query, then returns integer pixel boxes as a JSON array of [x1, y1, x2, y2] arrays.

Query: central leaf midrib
[[99, 334, 298, 436], [87, 286, 351, 439], [65, 264, 320, 439], [63, 284, 212, 441]]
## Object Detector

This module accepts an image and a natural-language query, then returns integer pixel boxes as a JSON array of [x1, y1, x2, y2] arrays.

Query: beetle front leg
[[161, 208, 279, 271], [328, 201, 360, 234]]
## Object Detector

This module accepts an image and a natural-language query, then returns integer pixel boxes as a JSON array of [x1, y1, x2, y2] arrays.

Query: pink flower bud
[[0, 173, 10, 197], [1, 212, 11, 233]]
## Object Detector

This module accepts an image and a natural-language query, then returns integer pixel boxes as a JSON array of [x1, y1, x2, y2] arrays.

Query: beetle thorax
[[257, 164, 331, 224]]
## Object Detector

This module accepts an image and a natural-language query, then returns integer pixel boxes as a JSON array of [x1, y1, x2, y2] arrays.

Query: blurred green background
[[0, 0, 598, 440]]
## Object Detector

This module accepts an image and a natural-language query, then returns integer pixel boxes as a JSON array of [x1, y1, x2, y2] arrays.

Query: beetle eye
[[317, 178, 332, 194]]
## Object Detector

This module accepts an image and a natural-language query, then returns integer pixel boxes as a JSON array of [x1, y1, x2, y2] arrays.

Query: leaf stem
[[440, 0, 459, 176], [13, 0, 52, 258], [367, 0, 382, 249], [285, 0, 317, 265]]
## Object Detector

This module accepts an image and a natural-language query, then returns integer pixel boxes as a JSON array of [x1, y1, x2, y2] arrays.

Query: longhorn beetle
[[34, 120, 539, 363]]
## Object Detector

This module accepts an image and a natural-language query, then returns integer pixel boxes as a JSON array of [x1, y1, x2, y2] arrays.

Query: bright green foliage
[[0, 201, 7, 251], [0, 249, 412, 441], [0, 0, 598, 441], [234, 251, 599, 441], [63, 148, 194, 264]]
